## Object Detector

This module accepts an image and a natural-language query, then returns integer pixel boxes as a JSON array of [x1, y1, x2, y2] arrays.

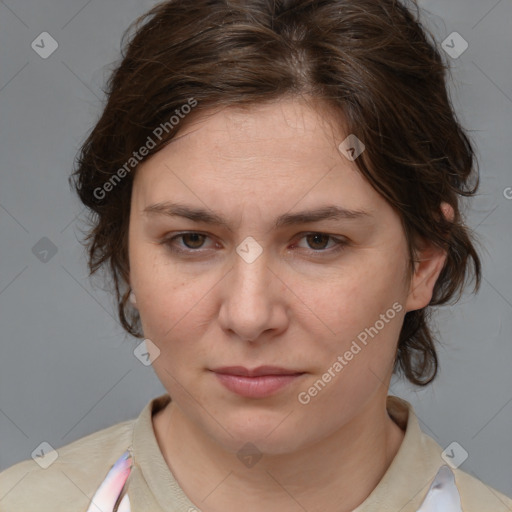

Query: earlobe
[[129, 290, 137, 306]]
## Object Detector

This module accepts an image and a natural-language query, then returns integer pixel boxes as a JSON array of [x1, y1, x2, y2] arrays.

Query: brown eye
[[180, 233, 207, 249], [305, 233, 331, 250], [162, 232, 214, 253], [162, 231, 346, 257], [294, 232, 346, 254]]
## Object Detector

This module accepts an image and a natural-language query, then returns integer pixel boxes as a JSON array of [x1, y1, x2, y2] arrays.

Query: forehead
[[172, 99, 345, 160], [137, 99, 351, 179], [132, 98, 393, 226]]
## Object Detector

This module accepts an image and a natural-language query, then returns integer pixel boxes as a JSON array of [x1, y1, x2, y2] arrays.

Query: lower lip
[[213, 372, 304, 398]]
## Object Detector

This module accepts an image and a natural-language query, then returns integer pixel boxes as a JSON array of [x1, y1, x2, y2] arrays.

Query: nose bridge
[[219, 238, 280, 341], [232, 236, 271, 299]]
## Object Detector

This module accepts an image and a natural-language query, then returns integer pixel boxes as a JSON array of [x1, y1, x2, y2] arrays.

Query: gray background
[[1, 0, 511, 500]]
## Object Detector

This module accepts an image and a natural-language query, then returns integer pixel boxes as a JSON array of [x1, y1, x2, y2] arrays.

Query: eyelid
[[161, 231, 348, 255], [290, 232, 347, 251], [161, 231, 217, 252]]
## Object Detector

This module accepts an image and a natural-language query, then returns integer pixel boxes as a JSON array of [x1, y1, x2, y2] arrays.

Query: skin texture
[[128, 97, 450, 512]]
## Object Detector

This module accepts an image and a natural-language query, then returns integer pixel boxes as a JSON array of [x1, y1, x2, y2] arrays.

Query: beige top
[[1, 394, 511, 511]]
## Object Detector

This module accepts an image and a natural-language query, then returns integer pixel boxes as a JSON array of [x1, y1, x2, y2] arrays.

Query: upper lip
[[211, 366, 304, 377]]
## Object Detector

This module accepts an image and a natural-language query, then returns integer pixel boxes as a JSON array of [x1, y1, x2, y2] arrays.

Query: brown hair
[[70, 0, 481, 386]]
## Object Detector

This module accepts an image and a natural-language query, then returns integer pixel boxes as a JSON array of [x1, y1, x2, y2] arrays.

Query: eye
[[161, 231, 347, 255], [293, 233, 347, 253], [163, 232, 213, 253]]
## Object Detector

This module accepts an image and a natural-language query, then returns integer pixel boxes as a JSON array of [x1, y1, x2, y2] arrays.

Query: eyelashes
[[161, 231, 348, 256]]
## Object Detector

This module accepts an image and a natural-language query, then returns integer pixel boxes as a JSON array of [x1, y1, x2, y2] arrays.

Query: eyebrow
[[143, 201, 371, 231]]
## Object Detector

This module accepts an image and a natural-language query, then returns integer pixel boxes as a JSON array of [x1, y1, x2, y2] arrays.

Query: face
[[128, 97, 442, 455]]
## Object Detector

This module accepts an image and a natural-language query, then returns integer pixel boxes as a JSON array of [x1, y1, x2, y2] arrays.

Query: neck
[[153, 393, 404, 512]]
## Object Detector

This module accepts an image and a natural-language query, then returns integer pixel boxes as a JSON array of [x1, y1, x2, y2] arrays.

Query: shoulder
[[0, 418, 134, 512], [420, 431, 512, 511], [387, 396, 512, 511], [452, 467, 512, 512]]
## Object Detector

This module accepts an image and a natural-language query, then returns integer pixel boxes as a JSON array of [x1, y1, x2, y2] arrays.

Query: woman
[[1, 0, 510, 511]]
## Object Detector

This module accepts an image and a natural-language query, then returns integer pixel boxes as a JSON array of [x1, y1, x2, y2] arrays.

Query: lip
[[211, 365, 303, 377], [210, 366, 305, 398]]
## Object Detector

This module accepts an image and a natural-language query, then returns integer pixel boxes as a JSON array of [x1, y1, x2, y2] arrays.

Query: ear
[[404, 203, 453, 313], [129, 291, 138, 307], [128, 283, 138, 310]]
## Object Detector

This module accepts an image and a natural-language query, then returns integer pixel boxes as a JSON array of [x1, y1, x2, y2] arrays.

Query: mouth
[[210, 366, 306, 398], [211, 365, 304, 377]]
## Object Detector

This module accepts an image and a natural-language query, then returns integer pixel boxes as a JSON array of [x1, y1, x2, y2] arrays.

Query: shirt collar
[[351, 395, 462, 511], [132, 394, 461, 512]]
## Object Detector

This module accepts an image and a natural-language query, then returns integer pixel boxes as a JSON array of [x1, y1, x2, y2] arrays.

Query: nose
[[217, 243, 288, 343]]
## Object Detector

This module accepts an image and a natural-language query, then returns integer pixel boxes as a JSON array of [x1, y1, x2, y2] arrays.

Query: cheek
[[316, 261, 404, 333], [132, 264, 219, 363], [135, 276, 211, 386], [129, 240, 183, 316], [137, 279, 194, 339], [302, 259, 406, 381]]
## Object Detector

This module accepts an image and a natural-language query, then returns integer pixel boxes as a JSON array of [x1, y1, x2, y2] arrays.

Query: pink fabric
[[85, 450, 132, 512]]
